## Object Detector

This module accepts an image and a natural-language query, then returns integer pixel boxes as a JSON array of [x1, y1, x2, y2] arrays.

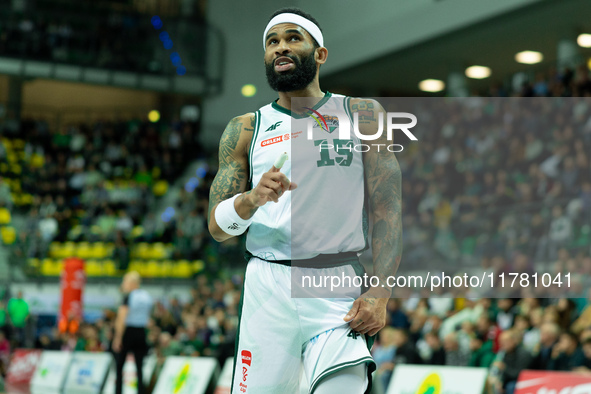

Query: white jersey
[[246, 92, 368, 261]]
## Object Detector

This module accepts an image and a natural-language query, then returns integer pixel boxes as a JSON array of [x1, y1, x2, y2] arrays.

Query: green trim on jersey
[[248, 110, 261, 185], [343, 96, 353, 122], [309, 356, 375, 394], [271, 91, 333, 118]]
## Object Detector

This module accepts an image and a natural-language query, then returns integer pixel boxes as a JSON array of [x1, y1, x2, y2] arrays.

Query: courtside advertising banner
[[103, 354, 157, 394], [153, 356, 218, 394], [5, 349, 42, 386], [30, 350, 72, 394], [386, 365, 488, 394], [515, 370, 591, 394], [63, 352, 111, 394]]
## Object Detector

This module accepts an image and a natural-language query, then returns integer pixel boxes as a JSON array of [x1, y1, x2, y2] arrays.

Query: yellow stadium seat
[[76, 242, 92, 259], [150, 243, 167, 260], [27, 258, 40, 272], [128, 260, 148, 276], [10, 179, 21, 192], [131, 226, 144, 239], [161, 260, 174, 277], [21, 194, 33, 205], [103, 260, 116, 277], [30, 153, 44, 168], [192, 260, 205, 274], [49, 242, 62, 258], [85, 260, 101, 277], [0, 208, 11, 225], [90, 242, 108, 259], [105, 243, 115, 257], [40, 259, 63, 276], [6, 153, 17, 163], [10, 164, 21, 175], [53, 260, 64, 276], [61, 242, 76, 259], [40, 259, 53, 276], [12, 139, 24, 149], [152, 180, 168, 196], [174, 260, 192, 278], [136, 243, 150, 260], [145, 260, 160, 278], [1, 139, 12, 149], [1, 226, 16, 245], [151, 167, 161, 179]]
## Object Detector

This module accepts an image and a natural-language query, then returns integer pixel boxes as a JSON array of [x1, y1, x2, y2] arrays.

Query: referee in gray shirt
[[113, 271, 153, 394]]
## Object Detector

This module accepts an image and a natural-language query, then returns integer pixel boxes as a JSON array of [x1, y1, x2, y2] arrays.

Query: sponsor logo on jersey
[[261, 134, 289, 147], [241, 350, 252, 367], [304, 107, 337, 133], [264, 121, 283, 132], [240, 350, 252, 392], [228, 223, 239, 230]]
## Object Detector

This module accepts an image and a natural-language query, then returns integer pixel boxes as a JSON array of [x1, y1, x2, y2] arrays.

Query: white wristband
[[214, 193, 253, 236]]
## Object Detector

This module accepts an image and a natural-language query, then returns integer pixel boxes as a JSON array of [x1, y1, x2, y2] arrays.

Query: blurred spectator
[[443, 332, 470, 367], [423, 331, 445, 365], [548, 331, 585, 371], [372, 327, 397, 393], [7, 292, 29, 347], [0, 331, 9, 376], [490, 329, 532, 394], [469, 332, 495, 368], [391, 328, 422, 366], [529, 322, 560, 370]]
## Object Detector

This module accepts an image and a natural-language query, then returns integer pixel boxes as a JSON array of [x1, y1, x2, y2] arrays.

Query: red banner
[[59, 257, 86, 332], [6, 349, 42, 385], [515, 370, 591, 394]]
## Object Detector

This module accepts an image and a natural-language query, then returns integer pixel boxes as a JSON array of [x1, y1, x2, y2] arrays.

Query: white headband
[[263, 13, 323, 50]]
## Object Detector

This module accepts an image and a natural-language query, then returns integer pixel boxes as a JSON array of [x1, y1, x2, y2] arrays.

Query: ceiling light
[[419, 79, 445, 92], [465, 65, 491, 79], [515, 51, 543, 64], [578, 34, 591, 48]]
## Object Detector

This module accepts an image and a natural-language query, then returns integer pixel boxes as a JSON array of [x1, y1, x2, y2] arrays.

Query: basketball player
[[208, 8, 402, 394]]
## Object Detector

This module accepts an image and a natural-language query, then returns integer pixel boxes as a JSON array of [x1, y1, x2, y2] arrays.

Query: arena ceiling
[[323, 0, 591, 96]]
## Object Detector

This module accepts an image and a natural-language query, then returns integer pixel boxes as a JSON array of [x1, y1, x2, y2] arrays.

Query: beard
[[265, 49, 317, 92]]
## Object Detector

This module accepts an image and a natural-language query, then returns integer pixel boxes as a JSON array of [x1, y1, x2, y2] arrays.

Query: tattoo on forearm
[[352, 100, 403, 296], [208, 116, 252, 219]]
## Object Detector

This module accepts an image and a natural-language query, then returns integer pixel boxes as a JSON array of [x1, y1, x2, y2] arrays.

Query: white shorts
[[231, 256, 375, 394]]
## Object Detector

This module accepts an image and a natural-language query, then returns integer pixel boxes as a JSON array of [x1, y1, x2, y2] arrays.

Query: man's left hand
[[344, 288, 389, 337]]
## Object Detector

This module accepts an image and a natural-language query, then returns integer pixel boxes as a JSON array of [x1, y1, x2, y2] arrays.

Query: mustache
[[268, 54, 300, 66]]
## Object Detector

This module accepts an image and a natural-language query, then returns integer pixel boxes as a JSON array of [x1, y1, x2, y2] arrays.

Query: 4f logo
[[228, 223, 239, 230], [265, 121, 282, 132], [347, 330, 360, 340]]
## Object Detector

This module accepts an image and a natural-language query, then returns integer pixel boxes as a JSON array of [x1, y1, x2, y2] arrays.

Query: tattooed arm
[[358, 99, 402, 297], [343, 98, 402, 337], [208, 113, 296, 242], [207, 114, 254, 242]]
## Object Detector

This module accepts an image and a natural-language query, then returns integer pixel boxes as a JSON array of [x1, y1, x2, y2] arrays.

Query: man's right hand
[[244, 164, 297, 207]]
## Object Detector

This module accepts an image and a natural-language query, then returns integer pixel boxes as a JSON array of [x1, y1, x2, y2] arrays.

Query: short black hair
[[268, 7, 323, 48]]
